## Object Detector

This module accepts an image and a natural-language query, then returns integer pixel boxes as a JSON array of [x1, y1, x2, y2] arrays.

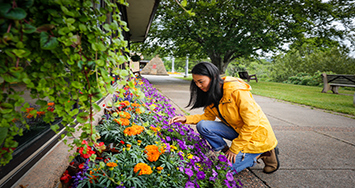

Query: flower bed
[[60, 77, 242, 188]]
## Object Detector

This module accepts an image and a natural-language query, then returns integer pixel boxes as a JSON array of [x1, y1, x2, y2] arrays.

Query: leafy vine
[[0, 0, 133, 166]]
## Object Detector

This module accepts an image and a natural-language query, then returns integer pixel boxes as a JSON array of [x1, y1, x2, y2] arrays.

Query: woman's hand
[[225, 149, 237, 164], [168, 116, 186, 125]]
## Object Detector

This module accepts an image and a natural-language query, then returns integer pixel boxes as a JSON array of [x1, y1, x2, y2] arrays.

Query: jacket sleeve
[[184, 106, 216, 124], [229, 90, 261, 154]]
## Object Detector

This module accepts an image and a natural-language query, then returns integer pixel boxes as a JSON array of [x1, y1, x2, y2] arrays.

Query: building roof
[[126, 0, 160, 42]]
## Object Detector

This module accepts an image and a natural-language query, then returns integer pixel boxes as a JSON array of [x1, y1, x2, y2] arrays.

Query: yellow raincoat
[[185, 76, 278, 154]]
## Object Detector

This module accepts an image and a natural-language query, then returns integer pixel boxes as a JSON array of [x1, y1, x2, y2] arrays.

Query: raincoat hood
[[222, 76, 251, 91]]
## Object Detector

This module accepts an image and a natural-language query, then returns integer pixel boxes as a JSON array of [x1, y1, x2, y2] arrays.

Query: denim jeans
[[196, 120, 262, 173]]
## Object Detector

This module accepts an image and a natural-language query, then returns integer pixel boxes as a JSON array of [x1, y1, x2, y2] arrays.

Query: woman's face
[[192, 74, 211, 92]]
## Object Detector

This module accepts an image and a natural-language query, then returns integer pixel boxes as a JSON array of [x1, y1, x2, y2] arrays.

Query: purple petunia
[[185, 181, 194, 188], [218, 154, 228, 163], [224, 179, 233, 188], [196, 171, 206, 180], [226, 171, 234, 181], [184, 167, 194, 178], [177, 139, 187, 150]]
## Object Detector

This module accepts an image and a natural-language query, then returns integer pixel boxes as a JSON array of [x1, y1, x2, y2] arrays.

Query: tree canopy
[[139, 0, 355, 73]]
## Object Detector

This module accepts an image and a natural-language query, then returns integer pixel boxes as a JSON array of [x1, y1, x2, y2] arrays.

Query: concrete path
[[143, 74, 355, 188]]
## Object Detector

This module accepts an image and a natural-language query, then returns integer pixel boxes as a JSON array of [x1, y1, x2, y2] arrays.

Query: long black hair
[[186, 62, 224, 110]]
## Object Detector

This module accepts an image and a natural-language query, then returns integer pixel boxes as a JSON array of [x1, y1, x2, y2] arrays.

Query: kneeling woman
[[168, 62, 279, 174]]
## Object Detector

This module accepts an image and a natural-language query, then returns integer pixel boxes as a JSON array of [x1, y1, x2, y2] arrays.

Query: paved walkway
[[143, 74, 355, 188]]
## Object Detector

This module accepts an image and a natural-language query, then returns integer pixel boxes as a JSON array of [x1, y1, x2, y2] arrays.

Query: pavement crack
[[247, 169, 271, 188], [265, 113, 301, 127], [266, 113, 355, 147], [313, 131, 355, 147]]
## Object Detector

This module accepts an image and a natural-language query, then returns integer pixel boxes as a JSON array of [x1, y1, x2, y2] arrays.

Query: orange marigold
[[146, 150, 160, 162], [134, 163, 152, 176], [135, 108, 142, 114], [156, 166, 164, 171], [114, 118, 130, 126], [37, 111, 45, 116], [122, 101, 130, 106], [131, 103, 141, 107], [26, 107, 34, 113], [119, 111, 131, 119], [123, 127, 135, 136], [123, 125, 144, 136], [133, 125, 144, 134], [150, 126, 159, 133], [47, 102, 55, 106], [144, 145, 161, 162], [106, 162, 118, 168]]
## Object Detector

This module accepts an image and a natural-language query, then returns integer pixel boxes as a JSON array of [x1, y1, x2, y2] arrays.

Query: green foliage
[[269, 45, 355, 82], [283, 72, 323, 86], [226, 57, 272, 81], [143, 0, 355, 73], [0, 0, 132, 166]]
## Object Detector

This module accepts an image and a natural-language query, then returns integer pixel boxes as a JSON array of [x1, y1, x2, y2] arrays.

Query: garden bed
[[59, 77, 242, 188]]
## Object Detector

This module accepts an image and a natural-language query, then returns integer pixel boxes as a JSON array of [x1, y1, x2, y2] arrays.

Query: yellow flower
[[149, 104, 157, 110], [187, 153, 193, 160], [170, 145, 177, 151]]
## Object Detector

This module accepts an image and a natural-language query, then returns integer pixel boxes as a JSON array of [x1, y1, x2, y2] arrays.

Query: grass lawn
[[248, 81, 355, 116], [174, 74, 355, 117]]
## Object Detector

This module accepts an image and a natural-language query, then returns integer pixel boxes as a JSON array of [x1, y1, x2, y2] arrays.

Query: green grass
[[249, 81, 355, 116], [176, 77, 355, 116]]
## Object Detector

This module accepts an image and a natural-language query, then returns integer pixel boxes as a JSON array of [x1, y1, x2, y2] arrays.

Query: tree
[[141, 0, 355, 74]]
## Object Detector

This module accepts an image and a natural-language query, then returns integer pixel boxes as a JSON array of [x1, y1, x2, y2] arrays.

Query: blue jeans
[[196, 120, 262, 173]]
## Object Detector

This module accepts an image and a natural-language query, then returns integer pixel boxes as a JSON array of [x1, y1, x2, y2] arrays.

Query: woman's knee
[[196, 120, 209, 133]]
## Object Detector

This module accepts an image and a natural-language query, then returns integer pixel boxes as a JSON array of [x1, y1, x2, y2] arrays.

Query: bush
[[269, 45, 355, 83], [283, 71, 334, 86]]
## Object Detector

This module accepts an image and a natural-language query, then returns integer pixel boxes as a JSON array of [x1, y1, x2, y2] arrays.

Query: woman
[[168, 62, 279, 174]]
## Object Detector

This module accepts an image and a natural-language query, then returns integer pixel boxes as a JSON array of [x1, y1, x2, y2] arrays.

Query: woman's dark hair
[[186, 62, 224, 109]]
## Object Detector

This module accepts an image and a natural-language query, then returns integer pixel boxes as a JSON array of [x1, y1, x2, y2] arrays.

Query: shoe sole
[[263, 147, 280, 174]]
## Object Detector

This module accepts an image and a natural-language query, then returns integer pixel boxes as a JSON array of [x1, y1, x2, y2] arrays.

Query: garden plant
[[0, 0, 133, 166], [60, 77, 242, 188]]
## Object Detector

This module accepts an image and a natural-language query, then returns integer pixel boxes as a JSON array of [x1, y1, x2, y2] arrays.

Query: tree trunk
[[209, 54, 231, 75]]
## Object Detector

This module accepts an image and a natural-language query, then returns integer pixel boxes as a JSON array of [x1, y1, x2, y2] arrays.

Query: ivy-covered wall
[[0, 0, 137, 167]]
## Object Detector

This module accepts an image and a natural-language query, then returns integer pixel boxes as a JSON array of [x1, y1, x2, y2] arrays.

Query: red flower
[[78, 140, 96, 159], [120, 140, 125, 145], [104, 158, 110, 163], [79, 163, 85, 169], [60, 170, 71, 184], [103, 104, 106, 107]]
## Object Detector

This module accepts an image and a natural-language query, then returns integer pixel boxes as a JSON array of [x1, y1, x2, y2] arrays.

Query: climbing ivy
[[0, 0, 134, 166]]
